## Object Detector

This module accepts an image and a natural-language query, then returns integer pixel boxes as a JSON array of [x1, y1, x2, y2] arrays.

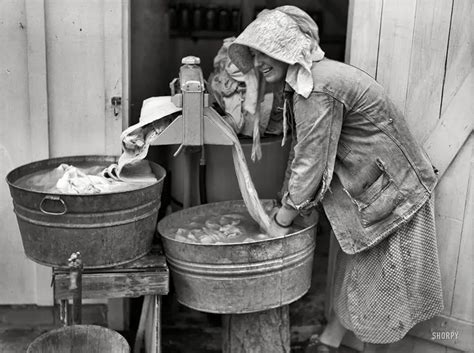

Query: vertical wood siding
[[346, 0, 473, 351], [0, 0, 127, 305], [0, 0, 50, 305]]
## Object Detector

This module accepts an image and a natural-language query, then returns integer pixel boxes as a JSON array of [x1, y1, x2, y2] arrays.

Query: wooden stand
[[52, 245, 169, 353], [222, 306, 290, 353]]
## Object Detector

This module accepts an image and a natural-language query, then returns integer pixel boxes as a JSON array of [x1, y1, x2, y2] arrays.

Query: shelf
[[170, 29, 238, 39]]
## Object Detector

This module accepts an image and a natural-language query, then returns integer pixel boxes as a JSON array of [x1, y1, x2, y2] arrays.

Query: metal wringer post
[[151, 56, 233, 207]]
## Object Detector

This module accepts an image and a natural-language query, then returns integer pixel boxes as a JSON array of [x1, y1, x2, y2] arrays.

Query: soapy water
[[15, 161, 156, 194], [166, 211, 302, 245]]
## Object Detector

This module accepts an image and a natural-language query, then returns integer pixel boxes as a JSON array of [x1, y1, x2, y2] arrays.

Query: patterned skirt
[[333, 197, 444, 344]]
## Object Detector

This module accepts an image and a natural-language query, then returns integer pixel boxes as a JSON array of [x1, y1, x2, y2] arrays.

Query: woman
[[228, 5, 443, 350]]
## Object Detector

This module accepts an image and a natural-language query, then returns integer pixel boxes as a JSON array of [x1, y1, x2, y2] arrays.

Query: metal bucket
[[6, 155, 166, 268], [157, 200, 316, 314], [27, 325, 130, 353]]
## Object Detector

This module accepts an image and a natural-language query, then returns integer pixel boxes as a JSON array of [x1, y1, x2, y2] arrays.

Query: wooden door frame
[[104, 0, 131, 155], [106, 0, 131, 331]]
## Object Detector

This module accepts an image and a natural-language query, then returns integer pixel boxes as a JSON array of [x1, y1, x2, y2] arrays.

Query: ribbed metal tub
[[27, 325, 130, 353], [157, 200, 316, 314], [6, 155, 166, 268]]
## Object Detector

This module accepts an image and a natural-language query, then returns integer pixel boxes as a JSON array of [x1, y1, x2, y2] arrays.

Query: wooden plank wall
[[346, 0, 473, 352], [0, 0, 52, 305], [45, 0, 125, 158], [0, 0, 128, 305]]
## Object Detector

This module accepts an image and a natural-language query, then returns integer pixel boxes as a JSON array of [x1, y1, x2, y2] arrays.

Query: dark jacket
[[281, 58, 438, 254]]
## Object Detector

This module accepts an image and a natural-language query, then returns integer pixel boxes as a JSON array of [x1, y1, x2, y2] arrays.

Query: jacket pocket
[[354, 159, 404, 227]]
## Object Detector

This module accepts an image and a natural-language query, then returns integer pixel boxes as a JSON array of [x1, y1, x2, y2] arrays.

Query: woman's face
[[250, 48, 288, 84]]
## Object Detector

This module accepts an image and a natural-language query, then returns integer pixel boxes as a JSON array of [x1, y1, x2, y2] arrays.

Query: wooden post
[[222, 306, 290, 353]]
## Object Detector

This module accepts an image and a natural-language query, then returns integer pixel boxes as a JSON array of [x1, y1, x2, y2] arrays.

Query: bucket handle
[[39, 195, 67, 215]]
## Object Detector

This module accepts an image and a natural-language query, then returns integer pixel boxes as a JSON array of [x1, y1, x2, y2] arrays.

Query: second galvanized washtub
[[157, 200, 316, 314], [27, 325, 130, 353], [6, 155, 166, 269]]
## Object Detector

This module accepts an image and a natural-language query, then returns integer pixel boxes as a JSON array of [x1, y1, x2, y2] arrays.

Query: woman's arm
[[281, 92, 343, 213]]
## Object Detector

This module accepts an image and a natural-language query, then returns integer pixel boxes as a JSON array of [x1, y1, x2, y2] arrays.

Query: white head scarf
[[228, 6, 325, 98]]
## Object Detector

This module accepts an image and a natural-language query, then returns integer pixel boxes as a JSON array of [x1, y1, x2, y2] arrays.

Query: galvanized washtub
[[157, 200, 316, 314], [6, 155, 166, 268], [27, 325, 130, 353]]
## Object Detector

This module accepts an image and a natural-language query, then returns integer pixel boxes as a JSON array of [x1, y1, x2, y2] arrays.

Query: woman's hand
[[267, 207, 292, 237]]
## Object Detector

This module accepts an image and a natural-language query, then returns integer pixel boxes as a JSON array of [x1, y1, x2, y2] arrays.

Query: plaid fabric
[[333, 197, 443, 344]]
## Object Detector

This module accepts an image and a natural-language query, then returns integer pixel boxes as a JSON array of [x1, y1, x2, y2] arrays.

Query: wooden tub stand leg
[[222, 305, 290, 353]]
